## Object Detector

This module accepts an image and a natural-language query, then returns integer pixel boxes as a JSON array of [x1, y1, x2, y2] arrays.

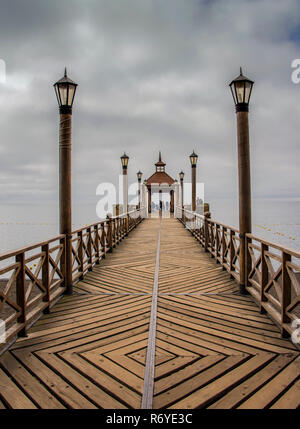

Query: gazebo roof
[[145, 171, 175, 186]]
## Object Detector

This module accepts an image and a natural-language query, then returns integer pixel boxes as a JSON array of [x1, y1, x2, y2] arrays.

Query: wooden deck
[[0, 217, 299, 409]]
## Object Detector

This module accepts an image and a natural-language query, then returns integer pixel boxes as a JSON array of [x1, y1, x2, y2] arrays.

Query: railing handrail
[[246, 232, 300, 258], [0, 207, 144, 262], [176, 206, 239, 233], [58, 207, 143, 235], [0, 234, 65, 262]]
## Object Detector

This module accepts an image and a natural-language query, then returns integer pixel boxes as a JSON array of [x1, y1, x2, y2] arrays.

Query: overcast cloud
[[0, 0, 300, 208]]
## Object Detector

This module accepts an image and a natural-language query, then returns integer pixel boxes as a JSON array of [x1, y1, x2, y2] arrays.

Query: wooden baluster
[[211, 223, 215, 258], [260, 242, 268, 313], [229, 229, 234, 278], [16, 252, 26, 337], [216, 224, 220, 262], [60, 236, 66, 288], [78, 231, 84, 279], [42, 243, 50, 314], [281, 251, 292, 338], [115, 218, 118, 243], [87, 227, 93, 271], [126, 213, 129, 235], [204, 215, 208, 252], [101, 223, 106, 259], [113, 219, 116, 246], [106, 216, 113, 252], [114, 219, 117, 244], [221, 227, 226, 269], [95, 225, 100, 264], [245, 234, 252, 289]]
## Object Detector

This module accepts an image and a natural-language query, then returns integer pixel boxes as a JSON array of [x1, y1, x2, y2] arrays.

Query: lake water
[[0, 198, 300, 255]]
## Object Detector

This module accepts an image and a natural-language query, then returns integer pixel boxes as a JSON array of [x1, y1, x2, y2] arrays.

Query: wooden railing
[[246, 233, 300, 338], [0, 235, 66, 354], [71, 209, 143, 282], [178, 207, 300, 341], [179, 208, 241, 282], [0, 208, 144, 354]]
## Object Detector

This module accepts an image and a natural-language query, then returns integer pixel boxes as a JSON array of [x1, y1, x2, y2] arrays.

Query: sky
[[0, 0, 300, 209]]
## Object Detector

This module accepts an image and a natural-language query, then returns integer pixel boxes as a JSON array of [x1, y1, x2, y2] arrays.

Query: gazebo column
[[170, 190, 174, 213], [148, 187, 151, 213]]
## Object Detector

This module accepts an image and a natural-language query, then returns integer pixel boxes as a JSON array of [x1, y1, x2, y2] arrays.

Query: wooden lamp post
[[54, 68, 78, 295], [189, 151, 198, 212], [179, 171, 184, 211], [137, 171, 143, 209], [229, 67, 254, 295], [121, 153, 129, 214]]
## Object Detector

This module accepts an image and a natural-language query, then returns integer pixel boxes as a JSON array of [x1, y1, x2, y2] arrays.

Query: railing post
[[216, 224, 220, 262], [16, 252, 26, 337], [78, 231, 84, 279], [239, 232, 247, 294], [87, 227, 93, 271], [221, 227, 226, 268], [42, 243, 50, 314], [60, 236, 66, 288], [95, 225, 100, 264], [260, 242, 268, 314], [101, 223, 106, 259], [281, 251, 292, 338], [229, 230, 234, 278], [126, 213, 129, 235], [106, 215, 113, 252], [204, 214, 209, 252], [245, 234, 252, 289], [211, 223, 215, 258]]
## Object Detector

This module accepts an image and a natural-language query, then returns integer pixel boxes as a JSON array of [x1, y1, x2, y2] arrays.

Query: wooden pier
[[0, 215, 299, 409]]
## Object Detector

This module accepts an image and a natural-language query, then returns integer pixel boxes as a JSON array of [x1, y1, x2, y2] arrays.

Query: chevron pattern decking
[[0, 217, 299, 409]]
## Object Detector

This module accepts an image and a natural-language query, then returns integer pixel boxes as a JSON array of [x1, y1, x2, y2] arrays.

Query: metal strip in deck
[[141, 216, 161, 409]]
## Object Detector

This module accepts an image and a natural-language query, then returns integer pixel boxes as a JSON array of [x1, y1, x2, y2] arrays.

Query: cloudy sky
[[0, 0, 300, 209]]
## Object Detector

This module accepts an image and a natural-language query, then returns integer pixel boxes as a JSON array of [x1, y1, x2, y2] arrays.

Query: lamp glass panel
[[235, 81, 245, 103], [230, 84, 237, 104], [54, 85, 61, 106], [190, 155, 197, 165], [67, 85, 76, 107], [244, 81, 252, 104], [59, 84, 68, 105]]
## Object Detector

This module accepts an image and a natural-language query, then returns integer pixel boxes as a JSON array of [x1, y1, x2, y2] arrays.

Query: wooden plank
[[209, 353, 296, 409], [12, 350, 97, 409], [0, 366, 37, 409], [1, 353, 65, 409], [238, 356, 300, 409], [270, 378, 300, 409], [60, 352, 140, 408], [153, 355, 248, 409], [169, 353, 273, 409]]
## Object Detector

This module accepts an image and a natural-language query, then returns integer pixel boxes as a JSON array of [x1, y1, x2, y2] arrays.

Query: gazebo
[[144, 152, 176, 213]]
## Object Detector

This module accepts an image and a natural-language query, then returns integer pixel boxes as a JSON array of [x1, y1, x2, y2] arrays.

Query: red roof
[[145, 171, 175, 186]]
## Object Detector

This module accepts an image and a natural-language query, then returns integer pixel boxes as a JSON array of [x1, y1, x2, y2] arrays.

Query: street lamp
[[137, 171, 143, 209], [229, 67, 254, 295], [189, 150, 198, 212], [54, 68, 78, 114], [54, 68, 78, 295], [120, 153, 129, 213], [179, 171, 184, 210]]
